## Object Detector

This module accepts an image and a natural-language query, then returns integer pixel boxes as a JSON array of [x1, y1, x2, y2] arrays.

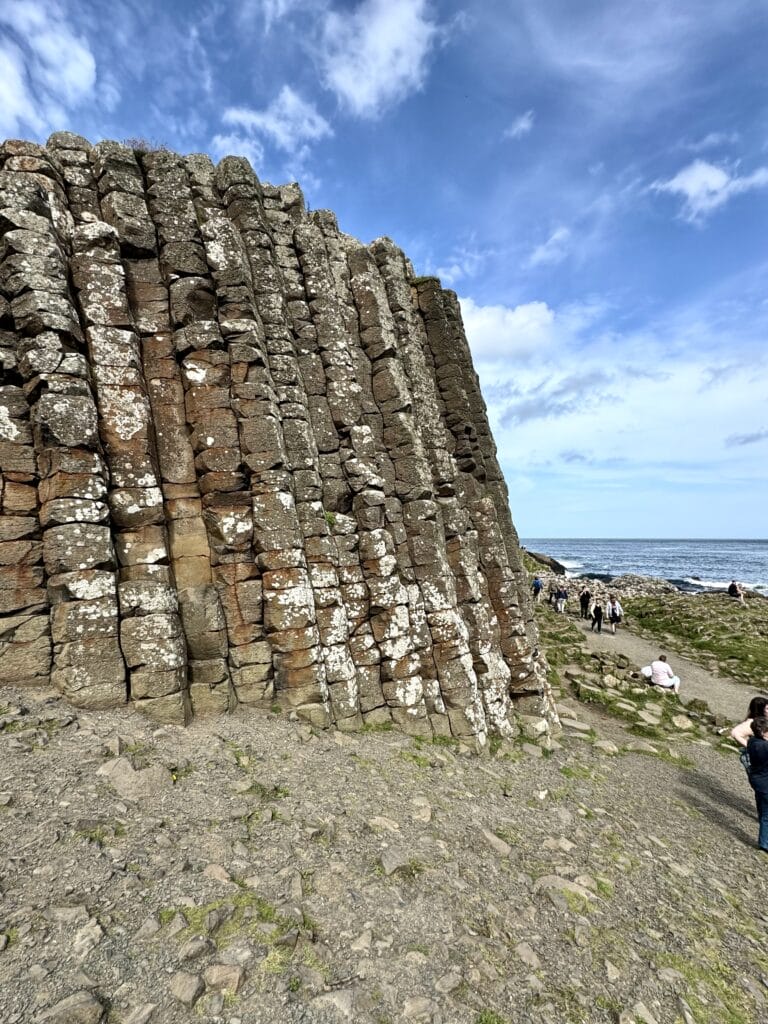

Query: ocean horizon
[[520, 537, 768, 595]]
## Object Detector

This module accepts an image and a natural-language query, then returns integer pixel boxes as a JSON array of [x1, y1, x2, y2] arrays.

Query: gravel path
[[575, 614, 761, 722]]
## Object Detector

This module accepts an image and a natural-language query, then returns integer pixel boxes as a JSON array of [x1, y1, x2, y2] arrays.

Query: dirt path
[[573, 614, 760, 723]]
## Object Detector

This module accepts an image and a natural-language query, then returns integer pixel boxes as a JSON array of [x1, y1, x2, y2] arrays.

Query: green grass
[[626, 592, 768, 684], [159, 889, 298, 950], [476, 1011, 509, 1024]]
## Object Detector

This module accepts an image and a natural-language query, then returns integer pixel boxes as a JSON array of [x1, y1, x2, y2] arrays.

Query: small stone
[[659, 967, 684, 984], [73, 919, 104, 960], [626, 740, 658, 754], [403, 995, 437, 1019], [379, 847, 411, 876], [593, 739, 619, 755], [514, 942, 541, 969], [367, 816, 400, 831], [480, 827, 512, 857], [178, 935, 214, 961], [521, 742, 544, 758], [543, 837, 575, 853], [169, 971, 204, 1006], [36, 990, 104, 1023], [0, 792, 13, 807], [605, 959, 621, 982], [203, 963, 245, 993], [202, 863, 232, 883], [671, 715, 694, 731], [123, 1007, 157, 1024], [435, 970, 462, 993], [560, 717, 592, 732], [350, 929, 372, 952], [134, 915, 161, 940]]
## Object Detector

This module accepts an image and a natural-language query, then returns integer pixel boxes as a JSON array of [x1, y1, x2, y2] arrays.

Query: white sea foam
[[559, 559, 583, 569], [683, 577, 727, 590]]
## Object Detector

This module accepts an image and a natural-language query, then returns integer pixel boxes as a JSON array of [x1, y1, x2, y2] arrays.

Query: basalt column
[[0, 135, 553, 740]]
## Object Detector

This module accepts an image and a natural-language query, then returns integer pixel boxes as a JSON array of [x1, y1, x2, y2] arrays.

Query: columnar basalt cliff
[[0, 134, 549, 743]]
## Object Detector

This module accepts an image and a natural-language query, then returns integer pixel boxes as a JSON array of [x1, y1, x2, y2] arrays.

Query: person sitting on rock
[[730, 695, 768, 746], [650, 654, 680, 695], [728, 580, 745, 604]]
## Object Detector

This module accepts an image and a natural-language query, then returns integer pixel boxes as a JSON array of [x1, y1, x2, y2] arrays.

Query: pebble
[[169, 971, 205, 1006]]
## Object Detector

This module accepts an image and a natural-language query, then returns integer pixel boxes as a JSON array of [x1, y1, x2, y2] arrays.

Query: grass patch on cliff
[[625, 592, 768, 684]]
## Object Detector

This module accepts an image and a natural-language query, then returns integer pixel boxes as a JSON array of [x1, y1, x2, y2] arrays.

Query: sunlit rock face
[[0, 135, 550, 742]]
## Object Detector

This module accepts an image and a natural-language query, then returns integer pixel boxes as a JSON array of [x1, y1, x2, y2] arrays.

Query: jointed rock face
[[0, 134, 546, 742]]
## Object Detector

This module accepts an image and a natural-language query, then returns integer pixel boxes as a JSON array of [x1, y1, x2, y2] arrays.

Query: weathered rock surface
[[2, 683, 767, 1024], [0, 136, 550, 743]]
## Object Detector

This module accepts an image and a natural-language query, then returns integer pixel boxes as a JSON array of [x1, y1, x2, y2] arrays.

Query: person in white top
[[650, 654, 680, 694], [606, 594, 623, 635]]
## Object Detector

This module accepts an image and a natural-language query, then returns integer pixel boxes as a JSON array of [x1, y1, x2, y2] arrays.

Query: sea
[[520, 538, 768, 595]]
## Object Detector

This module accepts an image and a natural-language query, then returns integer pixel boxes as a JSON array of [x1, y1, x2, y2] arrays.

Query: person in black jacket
[[746, 716, 768, 851]]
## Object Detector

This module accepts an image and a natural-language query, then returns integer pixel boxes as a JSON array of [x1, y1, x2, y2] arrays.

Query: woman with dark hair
[[730, 696, 768, 747], [746, 716, 768, 852]]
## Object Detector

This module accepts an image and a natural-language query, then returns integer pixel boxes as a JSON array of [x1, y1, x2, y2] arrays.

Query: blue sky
[[2, 0, 767, 539]]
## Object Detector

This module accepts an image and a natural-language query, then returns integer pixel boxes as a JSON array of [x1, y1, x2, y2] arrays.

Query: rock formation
[[0, 134, 549, 743]]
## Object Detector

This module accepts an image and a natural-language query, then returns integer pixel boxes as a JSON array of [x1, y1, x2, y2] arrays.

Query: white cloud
[[527, 226, 571, 267], [460, 297, 556, 360], [320, 0, 439, 118], [652, 159, 768, 222], [0, 0, 97, 138], [222, 86, 332, 152], [210, 131, 265, 171], [504, 109, 534, 140]]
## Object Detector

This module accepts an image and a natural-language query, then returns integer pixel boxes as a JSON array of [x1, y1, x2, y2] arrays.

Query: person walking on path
[[579, 586, 591, 619], [555, 586, 568, 614], [746, 716, 768, 851], [650, 654, 681, 694], [531, 576, 543, 603], [730, 696, 768, 746], [591, 600, 604, 633], [606, 594, 623, 634]]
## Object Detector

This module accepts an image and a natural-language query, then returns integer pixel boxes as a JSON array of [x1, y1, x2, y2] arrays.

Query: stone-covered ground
[[2, 656, 768, 1024]]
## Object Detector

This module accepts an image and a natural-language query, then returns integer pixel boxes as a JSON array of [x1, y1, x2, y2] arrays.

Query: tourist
[[531, 576, 543, 603], [730, 696, 768, 747], [578, 586, 591, 619], [548, 581, 557, 606], [606, 594, 623, 634], [728, 580, 745, 604], [745, 716, 768, 852], [591, 600, 604, 633], [555, 586, 568, 614], [649, 654, 680, 695]]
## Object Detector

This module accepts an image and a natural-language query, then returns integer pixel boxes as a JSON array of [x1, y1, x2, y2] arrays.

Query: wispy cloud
[[499, 369, 615, 425], [213, 85, 332, 177], [688, 131, 739, 152], [652, 159, 768, 223], [725, 428, 768, 448], [222, 86, 332, 151], [504, 109, 534, 140], [319, 0, 440, 118], [0, 0, 97, 137], [527, 226, 571, 267]]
